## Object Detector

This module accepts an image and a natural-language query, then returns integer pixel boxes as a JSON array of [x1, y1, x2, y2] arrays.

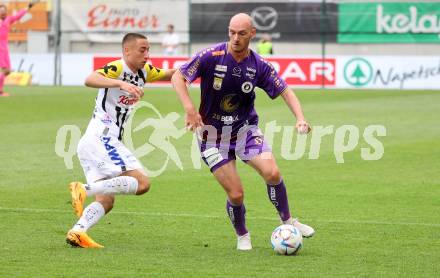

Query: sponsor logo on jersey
[[246, 67, 256, 79], [241, 81, 254, 93], [187, 58, 201, 77], [246, 72, 255, 79], [101, 113, 113, 125], [221, 115, 239, 125], [213, 77, 223, 90], [212, 50, 225, 56], [118, 95, 138, 105], [215, 64, 227, 72], [246, 67, 256, 73], [211, 113, 239, 124], [232, 67, 242, 77], [220, 94, 240, 113]]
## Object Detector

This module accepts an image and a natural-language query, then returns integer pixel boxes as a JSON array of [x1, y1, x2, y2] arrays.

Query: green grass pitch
[[0, 86, 439, 277]]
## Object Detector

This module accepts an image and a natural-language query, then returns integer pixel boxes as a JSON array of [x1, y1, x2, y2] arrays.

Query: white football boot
[[237, 232, 252, 250], [284, 218, 315, 238]]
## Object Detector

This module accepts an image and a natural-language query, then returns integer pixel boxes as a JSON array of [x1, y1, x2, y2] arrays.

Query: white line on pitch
[[0, 206, 439, 228]]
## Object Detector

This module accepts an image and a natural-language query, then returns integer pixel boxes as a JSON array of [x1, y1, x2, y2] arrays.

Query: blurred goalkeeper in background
[[66, 33, 175, 248], [0, 1, 37, 96], [172, 13, 314, 251]]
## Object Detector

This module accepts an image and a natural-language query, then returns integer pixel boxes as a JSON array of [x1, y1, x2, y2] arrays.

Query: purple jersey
[[179, 42, 287, 134]]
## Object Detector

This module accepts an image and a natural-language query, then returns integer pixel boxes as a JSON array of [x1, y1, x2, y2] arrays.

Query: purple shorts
[[198, 125, 271, 172]]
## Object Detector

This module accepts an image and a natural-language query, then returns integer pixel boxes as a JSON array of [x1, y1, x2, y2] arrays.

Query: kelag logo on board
[[376, 4, 440, 35], [338, 3, 440, 43]]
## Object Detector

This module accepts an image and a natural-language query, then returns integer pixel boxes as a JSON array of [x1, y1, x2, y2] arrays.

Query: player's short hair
[[0, 4, 7, 9], [122, 33, 147, 47]]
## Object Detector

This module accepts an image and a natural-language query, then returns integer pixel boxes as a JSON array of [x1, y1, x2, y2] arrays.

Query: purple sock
[[226, 200, 248, 236], [267, 179, 291, 221]]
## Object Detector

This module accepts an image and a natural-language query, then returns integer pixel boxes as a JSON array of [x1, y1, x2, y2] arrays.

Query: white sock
[[72, 201, 105, 232], [85, 176, 138, 196]]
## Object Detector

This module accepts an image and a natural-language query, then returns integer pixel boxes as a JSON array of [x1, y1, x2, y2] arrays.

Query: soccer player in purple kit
[[172, 13, 315, 250]]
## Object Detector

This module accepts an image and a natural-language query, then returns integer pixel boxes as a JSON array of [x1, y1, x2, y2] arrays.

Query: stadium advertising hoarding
[[338, 2, 440, 43], [8, 54, 55, 85], [9, 54, 440, 89], [93, 56, 336, 88], [61, 1, 188, 42], [190, 1, 337, 42], [337, 56, 440, 90]]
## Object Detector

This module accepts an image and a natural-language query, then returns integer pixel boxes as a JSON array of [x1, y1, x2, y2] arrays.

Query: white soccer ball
[[271, 224, 303, 255]]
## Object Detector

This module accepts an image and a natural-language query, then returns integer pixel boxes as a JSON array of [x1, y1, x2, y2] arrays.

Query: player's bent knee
[[136, 175, 150, 195], [228, 190, 244, 204], [265, 168, 281, 184]]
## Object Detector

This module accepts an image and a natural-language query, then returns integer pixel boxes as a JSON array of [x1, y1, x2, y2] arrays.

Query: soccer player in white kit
[[66, 33, 175, 248]]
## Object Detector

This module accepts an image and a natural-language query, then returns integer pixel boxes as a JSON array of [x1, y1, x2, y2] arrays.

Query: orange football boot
[[69, 182, 86, 217], [66, 230, 104, 248]]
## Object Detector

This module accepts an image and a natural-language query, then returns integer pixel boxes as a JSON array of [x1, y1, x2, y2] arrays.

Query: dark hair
[[122, 33, 147, 46]]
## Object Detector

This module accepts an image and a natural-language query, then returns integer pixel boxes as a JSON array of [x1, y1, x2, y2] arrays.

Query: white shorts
[[77, 133, 144, 184]]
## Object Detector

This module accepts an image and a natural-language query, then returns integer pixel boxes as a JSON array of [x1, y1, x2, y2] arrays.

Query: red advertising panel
[[266, 57, 335, 86]]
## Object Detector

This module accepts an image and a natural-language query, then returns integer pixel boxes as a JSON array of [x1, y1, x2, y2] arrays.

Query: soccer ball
[[271, 224, 303, 255]]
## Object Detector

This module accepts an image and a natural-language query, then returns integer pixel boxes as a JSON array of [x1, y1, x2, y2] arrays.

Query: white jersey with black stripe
[[85, 59, 165, 140]]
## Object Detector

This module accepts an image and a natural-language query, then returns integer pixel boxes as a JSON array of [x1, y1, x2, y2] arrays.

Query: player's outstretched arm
[[85, 72, 123, 89], [281, 88, 311, 134], [158, 69, 176, 81], [85, 72, 143, 100], [9, 7, 29, 24], [171, 70, 203, 131]]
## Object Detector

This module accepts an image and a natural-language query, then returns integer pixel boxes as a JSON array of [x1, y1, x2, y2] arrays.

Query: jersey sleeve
[[96, 60, 123, 79], [178, 48, 212, 83], [145, 64, 166, 82], [256, 58, 288, 99], [8, 9, 27, 25]]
